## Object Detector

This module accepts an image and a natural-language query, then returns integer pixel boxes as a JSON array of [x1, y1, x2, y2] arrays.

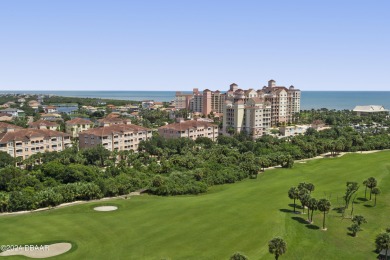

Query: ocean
[[1, 91, 390, 111]]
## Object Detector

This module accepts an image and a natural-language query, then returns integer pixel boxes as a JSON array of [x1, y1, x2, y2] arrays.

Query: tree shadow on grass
[[356, 197, 367, 202], [364, 204, 374, 208], [288, 204, 302, 209], [279, 209, 293, 213], [332, 207, 345, 214], [291, 216, 308, 224], [306, 224, 319, 230]]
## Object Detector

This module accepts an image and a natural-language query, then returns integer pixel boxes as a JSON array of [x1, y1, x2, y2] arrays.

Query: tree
[[375, 232, 390, 259], [306, 183, 315, 194], [352, 215, 367, 226], [298, 189, 310, 214], [372, 187, 381, 206], [288, 187, 299, 213], [344, 182, 359, 209], [230, 252, 248, 260], [367, 177, 377, 200], [349, 223, 361, 237], [317, 198, 331, 230], [0, 151, 14, 168], [268, 237, 287, 260], [307, 197, 318, 223]]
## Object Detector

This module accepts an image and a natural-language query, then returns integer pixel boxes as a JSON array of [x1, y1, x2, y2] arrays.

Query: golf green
[[1, 151, 389, 259]]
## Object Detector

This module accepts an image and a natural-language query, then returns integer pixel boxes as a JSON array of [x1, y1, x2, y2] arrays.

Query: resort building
[[158, 120, 219, 141], [0, 129, 71, 159], [223, 97, 272, 139], [175, 92, 193, 110], [28, 120, 59, 131], [65, 118, 94, 138], [174, 80, 300, 129], [353, 105, 389, 116], [79, 124, 152, 152]]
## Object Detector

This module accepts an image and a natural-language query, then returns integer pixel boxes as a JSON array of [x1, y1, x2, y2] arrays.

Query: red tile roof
[[0, 129, 69, 143], [66, 118, 93, 125], [29, 120, 59, 128], [79, 124, 150, 137]]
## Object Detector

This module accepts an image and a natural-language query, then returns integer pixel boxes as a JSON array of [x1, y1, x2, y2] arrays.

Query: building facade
[[65, 118, 94, 138], [158, 120, 219, 141], [28, 120, 59, 131], [79, 124, 152, 152], [0, 129, 71, 159]]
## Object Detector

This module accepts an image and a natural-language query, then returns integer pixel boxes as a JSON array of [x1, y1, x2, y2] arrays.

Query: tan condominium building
[[158, 120, 219, 141], [223, 97, 271, 139], [28, 120, 59, 131], [65, 118, 94, 138], [176, 88, 226, 115], [79, 124, 152, 152], [0, 128, 71, 159]]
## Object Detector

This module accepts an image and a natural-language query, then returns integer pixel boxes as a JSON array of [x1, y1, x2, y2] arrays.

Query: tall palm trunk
[[374, 195, 377, 206], [311, 209, 315, 223], [370, 188, 372, 200], [364, 185, 367, 199], [323, 211, 326, 229]]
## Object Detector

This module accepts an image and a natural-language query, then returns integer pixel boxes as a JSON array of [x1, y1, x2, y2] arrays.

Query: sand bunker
[[94, 206, 118, 211], [0, 243, 71, 258]]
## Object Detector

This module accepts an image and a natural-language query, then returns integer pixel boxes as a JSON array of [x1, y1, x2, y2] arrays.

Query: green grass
[[1, 151, 390, 259]]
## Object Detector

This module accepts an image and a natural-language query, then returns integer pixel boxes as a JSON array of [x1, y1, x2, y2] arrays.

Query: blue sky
[[1, 0, 389, 91]]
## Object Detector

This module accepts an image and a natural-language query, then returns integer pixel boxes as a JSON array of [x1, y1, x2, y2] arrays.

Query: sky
[[0, 0, 389, 91]]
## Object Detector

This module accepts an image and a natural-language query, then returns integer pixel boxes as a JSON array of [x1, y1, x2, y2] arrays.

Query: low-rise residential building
[[44, 106, 57, 114], [28, 120, 59, 131], [0, 122, 23, 133], [353, 105, 389, 116], [79, 124, 152, 152], [28, 100, 40, 109], [0, 129, 71, 159], [0, 108, 25, 117], [158, 120, 219, 141], [65, 118, 94, 138], [279, 125, 310, 137], [141, 100, 155, 109], [0, 113, 13, 122], [40, 113, 62, 121]]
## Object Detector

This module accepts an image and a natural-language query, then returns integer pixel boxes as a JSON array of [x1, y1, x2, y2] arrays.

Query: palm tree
[[268, 237, 287, 260], [367, 177, 377, 200], [372, 187, 381, 206], [375, 232, 390, 259], [352, 215, 367, 226], [349, 223, 361, 237], [229, 252, 248, 260], [363, 179, 368, 200], [306, 183, 315, 194], [307, 197, 318, 223], [288, 187, 299, 213], [298, 190, 310, 214], [317, 198, 331, 230]]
